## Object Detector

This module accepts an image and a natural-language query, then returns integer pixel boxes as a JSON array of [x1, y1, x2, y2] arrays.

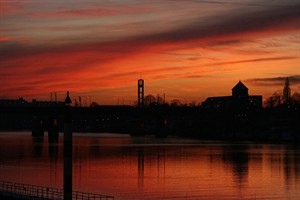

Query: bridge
[[0, 181, 114, 200]]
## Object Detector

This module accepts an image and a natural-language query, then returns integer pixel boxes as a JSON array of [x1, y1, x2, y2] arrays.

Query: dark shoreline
[[1, 105, 299, 143]]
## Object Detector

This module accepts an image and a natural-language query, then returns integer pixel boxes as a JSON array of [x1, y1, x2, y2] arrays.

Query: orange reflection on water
[[0, 132, 300, 200]]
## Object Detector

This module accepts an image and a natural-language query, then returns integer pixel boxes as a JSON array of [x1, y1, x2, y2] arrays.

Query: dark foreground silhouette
[[0, 104, 299, 142]]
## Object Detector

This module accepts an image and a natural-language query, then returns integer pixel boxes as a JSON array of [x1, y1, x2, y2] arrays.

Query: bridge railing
[[0, 181, 62, 199], [0, 181, 114, 200], [73, 191, 114, 200]]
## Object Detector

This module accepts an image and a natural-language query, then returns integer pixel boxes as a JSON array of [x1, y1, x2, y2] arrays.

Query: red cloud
[[29, 8, 120, 18], [0, 2, 22, 16], [0, 36, 14, 41]]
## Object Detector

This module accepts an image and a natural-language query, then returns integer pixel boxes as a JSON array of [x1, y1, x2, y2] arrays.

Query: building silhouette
[[0, 98, 63, 107], [0, 98, 27, 107], [202, 81, 262, 111]]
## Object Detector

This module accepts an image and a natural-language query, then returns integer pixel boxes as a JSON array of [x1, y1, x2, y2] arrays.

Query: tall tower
[[138, 79, 144, 107]]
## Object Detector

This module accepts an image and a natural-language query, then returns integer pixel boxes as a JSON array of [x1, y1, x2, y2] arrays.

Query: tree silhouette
[[170, 99, 181, 107], [291, 92, 300, 106], [265, 92, 281, 108], [283, 77, 291, 105], [144, 94, 156, 107]]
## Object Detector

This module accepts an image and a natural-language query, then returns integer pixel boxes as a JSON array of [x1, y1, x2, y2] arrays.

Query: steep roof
[[232, 81, 248, 91], [64, 91, 72, 104]]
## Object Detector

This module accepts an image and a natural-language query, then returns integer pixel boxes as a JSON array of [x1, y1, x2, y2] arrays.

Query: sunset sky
[[0, 0, 299, 105]]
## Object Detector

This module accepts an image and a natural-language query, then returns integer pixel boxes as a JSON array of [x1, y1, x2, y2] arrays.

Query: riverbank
[[1, 105, 299, 143]]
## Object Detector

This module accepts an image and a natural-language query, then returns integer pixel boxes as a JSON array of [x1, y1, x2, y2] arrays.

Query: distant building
[[31, 99, 64, 107], [0, 98, 27, 107], [202, 81, 262, 111], [0, 98, 63, 107]]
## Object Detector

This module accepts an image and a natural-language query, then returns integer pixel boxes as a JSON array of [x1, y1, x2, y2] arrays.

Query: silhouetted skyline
[[0, 1, 299, 104]]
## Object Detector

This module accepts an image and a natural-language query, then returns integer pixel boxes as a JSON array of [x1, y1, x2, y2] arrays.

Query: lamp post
[[64, 91, 72, 200]]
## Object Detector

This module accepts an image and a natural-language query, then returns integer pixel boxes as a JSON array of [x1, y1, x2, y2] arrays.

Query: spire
[[65, 91, 72, 105]]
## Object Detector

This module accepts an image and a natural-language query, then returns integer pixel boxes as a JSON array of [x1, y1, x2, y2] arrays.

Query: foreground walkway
[[0, 181, 114, 200]]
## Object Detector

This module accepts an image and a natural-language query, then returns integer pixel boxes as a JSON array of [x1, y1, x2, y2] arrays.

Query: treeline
[[264, 92, 300, 108]]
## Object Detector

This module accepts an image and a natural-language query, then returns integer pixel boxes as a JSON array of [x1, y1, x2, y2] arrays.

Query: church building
[[202, 81, 262, 111]]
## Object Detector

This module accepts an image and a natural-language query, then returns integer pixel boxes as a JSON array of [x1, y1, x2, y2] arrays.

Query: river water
[[0, 132, 299, 200]]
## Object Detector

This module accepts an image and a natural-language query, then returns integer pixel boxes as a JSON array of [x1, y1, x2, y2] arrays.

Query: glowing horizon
[[1, 0, 299, 105]]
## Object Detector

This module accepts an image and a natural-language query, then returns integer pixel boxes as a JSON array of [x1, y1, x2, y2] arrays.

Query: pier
[[0, 181, 114, 200]]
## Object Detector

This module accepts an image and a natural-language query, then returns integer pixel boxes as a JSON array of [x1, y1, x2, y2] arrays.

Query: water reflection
[[1, 133, 300, 199], [138, 149, 144, 189], [222, 145, 249, 188], [284, 145, 300, 191], [48, 134, 59, 163], [32, 136, 44, 158]]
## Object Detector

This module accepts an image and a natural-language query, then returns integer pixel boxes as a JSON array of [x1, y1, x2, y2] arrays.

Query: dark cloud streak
[[134, 4, 300, 45], [247, 75, 300, 86], [204, 56, 297, 66], [1, 3, 299, 62]]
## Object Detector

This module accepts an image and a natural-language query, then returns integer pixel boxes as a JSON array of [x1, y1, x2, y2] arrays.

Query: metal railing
[[73, 191, 114, 200], [0, 181, 62, 199], [0, 181, 114, 200]]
